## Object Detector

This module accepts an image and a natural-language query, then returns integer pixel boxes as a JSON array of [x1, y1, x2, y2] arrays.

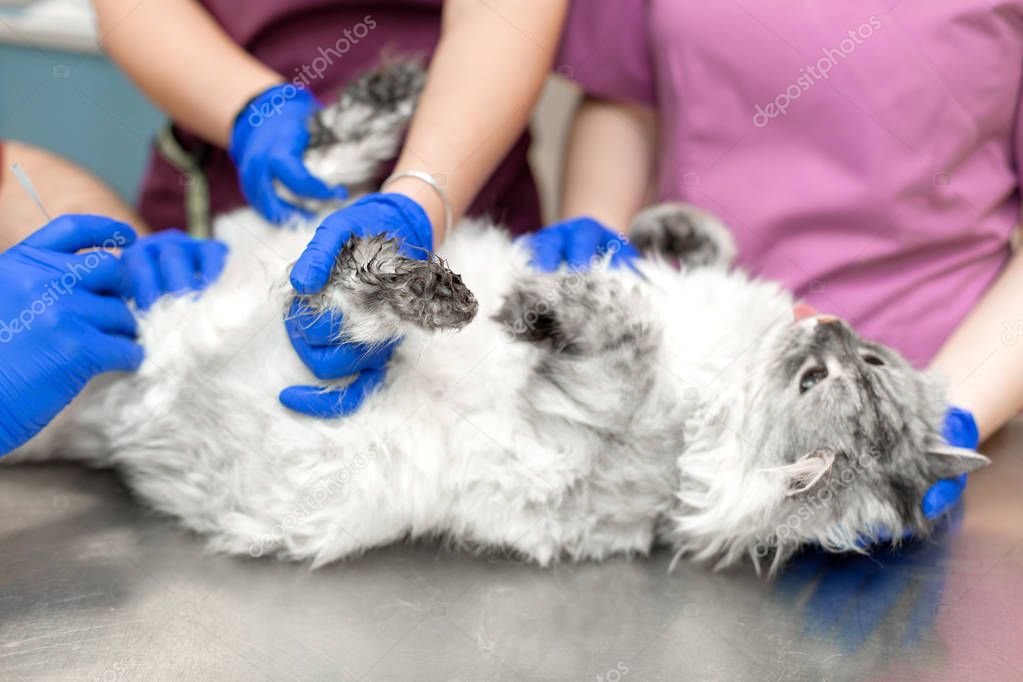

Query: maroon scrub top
[[136, 0, 540, 235]]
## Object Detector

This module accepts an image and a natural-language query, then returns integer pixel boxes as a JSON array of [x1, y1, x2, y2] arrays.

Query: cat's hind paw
[[295, 235, 478, 344], [308, 59, 426, 149], [629, 202, 736, 269], [297, 59, 426, 201]]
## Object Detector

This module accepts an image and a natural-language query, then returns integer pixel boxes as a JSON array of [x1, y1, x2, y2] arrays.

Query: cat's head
[[672, 307, 988, 574]]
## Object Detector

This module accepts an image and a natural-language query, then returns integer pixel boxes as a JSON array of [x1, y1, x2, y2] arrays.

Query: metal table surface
[[1, 421, 1021, 681]]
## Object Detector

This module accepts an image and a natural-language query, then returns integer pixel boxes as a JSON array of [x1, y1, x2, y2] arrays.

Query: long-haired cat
[[9, 62, 987, 575]]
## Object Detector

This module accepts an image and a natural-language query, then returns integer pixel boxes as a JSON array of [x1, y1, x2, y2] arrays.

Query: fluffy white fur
[[14, 207, 819, 567], [10, 60, 985, 574]]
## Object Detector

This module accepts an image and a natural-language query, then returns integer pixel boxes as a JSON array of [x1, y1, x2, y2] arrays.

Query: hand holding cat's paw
[[921, 406, 980, 519], [281, 300, 398, 417], [523, 217, 638, 272], [118, 230, 228, 310], [289, 193, 433, 294], [872, 406, 980, 544], [279, 369, 389, 418], [229, 84, 348, 224]]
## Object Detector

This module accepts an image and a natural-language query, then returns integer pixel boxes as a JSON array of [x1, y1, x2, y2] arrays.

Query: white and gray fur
[[9, 61, 988, 575]]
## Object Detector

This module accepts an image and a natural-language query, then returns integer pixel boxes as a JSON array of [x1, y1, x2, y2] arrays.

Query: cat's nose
[[811, 316, 852, 349], [793, 303, 839, 324]]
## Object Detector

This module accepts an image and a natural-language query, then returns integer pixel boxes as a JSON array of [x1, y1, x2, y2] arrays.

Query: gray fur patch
[[495, 272, 661, 433], [299, 234, 478, 333], [309, 59, 426, 148], [630, 202, 737, 269]]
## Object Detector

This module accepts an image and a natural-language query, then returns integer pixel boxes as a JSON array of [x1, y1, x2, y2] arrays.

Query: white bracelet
[[381, 170, 453, 238]]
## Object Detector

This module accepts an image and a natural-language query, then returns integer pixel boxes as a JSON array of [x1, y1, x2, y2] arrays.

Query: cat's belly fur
[[24, 208, 793, 566]]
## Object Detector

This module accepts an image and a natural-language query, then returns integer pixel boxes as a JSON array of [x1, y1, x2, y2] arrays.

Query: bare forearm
[[386, 0, 568, 242], [0, 141, 148, 250], [560, 98, 657, 232], [931, 248, 1023, 442], [94, 0, 281, 147]]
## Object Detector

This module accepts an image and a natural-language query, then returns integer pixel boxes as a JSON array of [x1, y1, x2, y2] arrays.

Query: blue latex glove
[[117, 230, 228, 310], [0, 216, 144, 456], [229, 84, 347, 224], [523, 217, 639, 272], [281, 193, 433, 417], [922, 406, 980, 519], [867, 406, 978, 543]]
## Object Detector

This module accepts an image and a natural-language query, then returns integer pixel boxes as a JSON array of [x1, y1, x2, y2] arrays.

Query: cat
[[9, 61, 988, 575]]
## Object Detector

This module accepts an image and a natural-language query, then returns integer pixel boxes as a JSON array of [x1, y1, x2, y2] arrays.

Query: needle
[[10, 162, 53, 222]]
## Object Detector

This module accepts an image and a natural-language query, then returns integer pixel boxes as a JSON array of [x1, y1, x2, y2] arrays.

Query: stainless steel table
[[2, 422, 1021, 681]]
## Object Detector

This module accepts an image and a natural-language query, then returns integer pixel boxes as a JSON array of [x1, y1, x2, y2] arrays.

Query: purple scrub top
[[137, 0, 540, 236], [559, 0, 1023, 366]]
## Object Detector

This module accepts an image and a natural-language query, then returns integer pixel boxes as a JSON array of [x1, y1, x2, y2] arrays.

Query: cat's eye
[[862, 354, 885, 366], [799, 367, 828, 393]]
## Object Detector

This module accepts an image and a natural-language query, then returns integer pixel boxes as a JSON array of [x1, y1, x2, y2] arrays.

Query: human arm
[[518, 97, 656, 271], [0, 216, 144, 455], [93, 0, 280, 148], [282, 0, 569, 417], [931, 88, 1023, 443], [95, 0, 339, 221], [379, 0, 570, 241], [930, 247, 1023, 442], [560, 97, 658, 232], [0, 142, 148, 249]]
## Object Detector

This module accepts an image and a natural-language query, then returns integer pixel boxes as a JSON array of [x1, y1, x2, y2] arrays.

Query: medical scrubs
[[559, 0, 1023, 366], [136, 0, 541, 236]]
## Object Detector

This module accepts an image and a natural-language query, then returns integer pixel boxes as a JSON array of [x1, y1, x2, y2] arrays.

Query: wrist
[[228, 82, 316, 158], [354, 193, 434, 252], [383, 176, 448, 243]]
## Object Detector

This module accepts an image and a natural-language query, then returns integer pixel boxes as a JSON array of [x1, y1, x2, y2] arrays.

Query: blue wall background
[[0, 45, 163, 202]]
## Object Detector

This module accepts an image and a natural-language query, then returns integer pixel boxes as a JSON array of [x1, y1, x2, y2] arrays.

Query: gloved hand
[[922, 406, 980, 519], [0, 215, 144, 456], [868, 406, 979, 544], [281, 193, 433, 418], [229, 83, 347, 224], [117, 230, 228, 310], [522, 217, 639, 272]]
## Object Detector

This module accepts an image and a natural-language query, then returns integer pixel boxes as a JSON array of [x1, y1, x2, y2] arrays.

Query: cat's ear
[[927, 444, 990, 478], [777, 447, 836, 497]]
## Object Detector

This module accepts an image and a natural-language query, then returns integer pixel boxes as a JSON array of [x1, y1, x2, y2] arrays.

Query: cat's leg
[[494, 270, 663, 431], [289, 60, 426, 208], [293, 234, 479, 345], [309, 59, 426, 149], [100, 235, 475, 566], [629, 202, 736, 269], [490, 270, 686, 560]]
